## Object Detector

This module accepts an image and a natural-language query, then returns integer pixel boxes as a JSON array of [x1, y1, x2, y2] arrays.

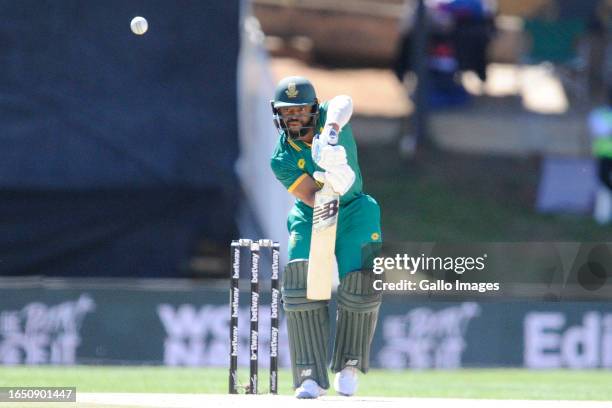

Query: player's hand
[[315, 145, 347, 170], [312, 125, 340, 168], [319, 123, 339, 145], [313, 163, 355, 196]]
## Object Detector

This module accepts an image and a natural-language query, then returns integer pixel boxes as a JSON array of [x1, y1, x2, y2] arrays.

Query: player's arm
[[324, 95, 353, 132], [271, 152, 320, 207], [313, 96, 353, 156], [288, 166, 354, 207], [314, 95, 354, 171], [288, 174, 319, 208]]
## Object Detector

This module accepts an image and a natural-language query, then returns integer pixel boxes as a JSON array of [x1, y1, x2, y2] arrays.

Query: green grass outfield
[[0, 367, 610, 401]]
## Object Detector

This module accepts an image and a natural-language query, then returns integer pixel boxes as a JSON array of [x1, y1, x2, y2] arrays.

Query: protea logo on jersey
[[232, 248, 240, 278]]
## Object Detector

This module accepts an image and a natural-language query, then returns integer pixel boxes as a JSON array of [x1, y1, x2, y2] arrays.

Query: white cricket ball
[[130, 16, 148, 35]]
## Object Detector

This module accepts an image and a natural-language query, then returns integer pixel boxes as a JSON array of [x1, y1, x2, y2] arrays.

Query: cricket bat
[[307, 131, 340, 300]]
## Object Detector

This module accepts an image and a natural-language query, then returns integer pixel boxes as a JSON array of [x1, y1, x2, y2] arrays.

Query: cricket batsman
[[270, 76, 383, 398]]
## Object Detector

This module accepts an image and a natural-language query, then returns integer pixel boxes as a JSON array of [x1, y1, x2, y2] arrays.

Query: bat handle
[[320, 181, 334, 195], [327, 132, 338, 146], [312, 127, 339, 165]]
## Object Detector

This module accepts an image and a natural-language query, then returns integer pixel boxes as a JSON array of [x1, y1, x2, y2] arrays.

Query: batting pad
[[331, 270, 382, 373], [282, 260, 331, 389]]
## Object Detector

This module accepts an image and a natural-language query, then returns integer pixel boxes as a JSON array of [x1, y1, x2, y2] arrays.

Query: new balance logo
[[345, 359, 359, 366], [313, 199, 339, 223], [300, 369, 312, 377]]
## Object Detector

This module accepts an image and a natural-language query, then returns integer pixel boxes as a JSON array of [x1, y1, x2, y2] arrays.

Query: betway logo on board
[[232, 248, 240, 279], [270, 327, 279, 358], [250, 293, 259, 322], [271, 251, 279, 280], [250, 329, 258, 360], [270, 288, 280, 319], [524, 311, 612, 368], [251, 253, 259, 282]]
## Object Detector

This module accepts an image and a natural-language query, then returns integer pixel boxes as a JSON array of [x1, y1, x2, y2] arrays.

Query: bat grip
[[326, 126, 339, 146], [327, 133, 338, 146]]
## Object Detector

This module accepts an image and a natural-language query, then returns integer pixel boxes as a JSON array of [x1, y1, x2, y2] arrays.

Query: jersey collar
[[286, 137, 302, 152], [284, 134, 312, 152]]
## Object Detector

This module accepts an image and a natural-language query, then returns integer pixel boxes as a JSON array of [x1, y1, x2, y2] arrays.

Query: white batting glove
[[313, 163, 355, 196], [315, 145, 348, 170], [312, 125, 340, 167]]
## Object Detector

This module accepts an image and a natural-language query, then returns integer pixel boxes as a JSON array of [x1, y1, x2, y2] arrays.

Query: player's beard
[[287, 127, 305, 139], [286, 118, 312, 140]]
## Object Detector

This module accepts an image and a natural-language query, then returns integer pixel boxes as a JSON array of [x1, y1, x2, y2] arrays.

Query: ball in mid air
[[130, 16, 148, 35]]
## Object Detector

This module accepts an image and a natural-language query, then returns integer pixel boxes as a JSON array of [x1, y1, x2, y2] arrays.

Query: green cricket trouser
[[287, 193, 382, 279]]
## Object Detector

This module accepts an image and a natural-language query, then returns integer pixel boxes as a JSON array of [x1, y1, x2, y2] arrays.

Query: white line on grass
[[77, 393, 610, 408]]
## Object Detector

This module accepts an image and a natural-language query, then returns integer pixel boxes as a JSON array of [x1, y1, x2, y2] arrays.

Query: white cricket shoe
[[294, 379, 326, 399], [334, 367, 358, 396]]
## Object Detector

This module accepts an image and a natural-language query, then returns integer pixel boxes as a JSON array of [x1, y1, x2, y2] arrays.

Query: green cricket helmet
[[271, 76, 319, 139]]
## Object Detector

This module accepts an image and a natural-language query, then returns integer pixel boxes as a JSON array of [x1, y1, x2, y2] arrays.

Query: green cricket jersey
[[269, 100, 382, 277], [270, 100, 363, 209]]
